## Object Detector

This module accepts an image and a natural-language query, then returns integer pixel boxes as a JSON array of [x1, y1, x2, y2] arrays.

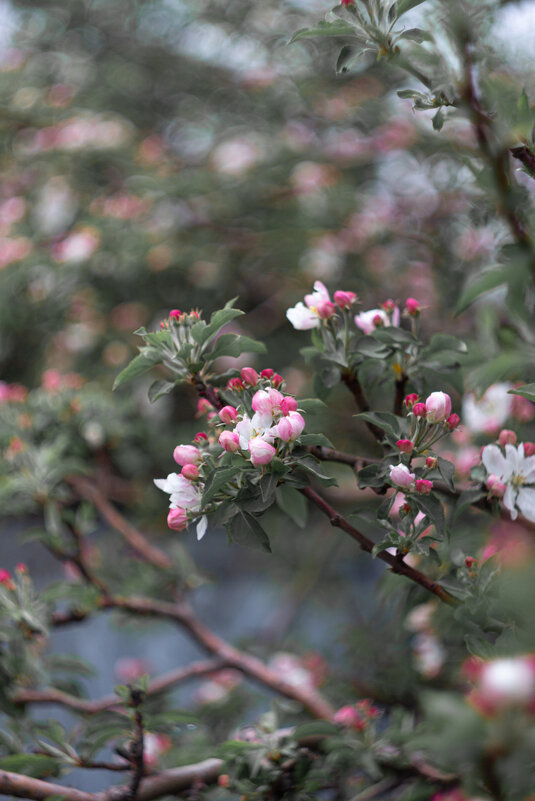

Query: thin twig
[[127, 689, 145, 801], [14, 659, 226, 714], [68, 476, 172, 571]]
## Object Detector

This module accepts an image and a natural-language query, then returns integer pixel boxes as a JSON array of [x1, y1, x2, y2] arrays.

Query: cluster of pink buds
[[334, 699, 381, 731], [286, 281, 358, 330], [389, 464, 434, 495], [226, 367, 284, 394], [216, 386, 305, 467], [404, 392, 460, 430], [160, 308, 200, 329]]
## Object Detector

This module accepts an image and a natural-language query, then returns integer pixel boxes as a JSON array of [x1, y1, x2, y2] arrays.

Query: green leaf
[[437, 457, 455, 491], [452, 489, 485, 522], [228, 511, 271, 552], [395, 0, 428, 17], [293, 721, 338, 740], [191, 301, 244, 347], [509, 384, 535, 403], [412, 494, 445, 538], [399, 28, 433, 43], [297, 399, 327, 414], [276, 485, 308, 528], [354, 411, 402, 438], [432, 108, 444, 131], [293, 457, 338, 487], [290, 20, 355, 44], [357, 463, 387, 489], [208, 334, 267, 361], [202, 467, 237, 508], [455, 267, 510, 314], [0, 754, 61, 778], [148, 379, 175, 403], [299, 433, 334, 448], [113, 350, 161, 390]]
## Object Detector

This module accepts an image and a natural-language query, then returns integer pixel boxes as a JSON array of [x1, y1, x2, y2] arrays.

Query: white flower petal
[[154, 478, 170, 492], [503, 483, 518, 519], [286, 303, 319, 330], [481, 445, 510, 480], [196, 516, 208, 541], [516, 488, 535, 522]]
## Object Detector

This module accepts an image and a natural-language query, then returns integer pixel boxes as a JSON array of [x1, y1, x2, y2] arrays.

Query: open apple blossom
[[481, 443, 535, 522]]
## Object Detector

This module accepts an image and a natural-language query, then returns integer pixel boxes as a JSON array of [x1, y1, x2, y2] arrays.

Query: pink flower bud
[[219, 405, 238, 424], [182, 464, 199, 480], [415, 479, 433, 495], [267, 388, 284, 409], [400, 502, 412, 514], [316, 300, 336, 319], [382, 299, 396, 313], [0, 569, 12, 584], [252, 389, 272, 415], [334, 290, 357, 309], [287, 411, 305, 440], [425, 456, 438, 469], [15, 562, 28, 574], [241, 367, 259, 386], [465, 556, 477, 569], [271, 373, 284, 389], [425, 392, 452, 423], [489, 481, 506, 499], [413, 402, 426, 417], [446, 413, 461, 430], [396, 439, 415, 454], [280, 396, 298, 415], [196, 398, 213, 416], [249, 436, 276, 466], [261, 368, 274, 379], [524, 441, 535, 456], [173, 444, 201, 466], [498, 429, 517, 447], [219, 430, 240, 452], [372, 314, 384, 328], [334, 706, 360, 727], [169, 309, 182, 321], [227, 377, 245, 392], [405, 297, 420, 315], [341, 0, 354, 6], [389, 464, 415, 488], [275, 418, 293, 441], [404, 393, 419, 408], [194, 432, 208, 442], [167, 508, 188, 531]]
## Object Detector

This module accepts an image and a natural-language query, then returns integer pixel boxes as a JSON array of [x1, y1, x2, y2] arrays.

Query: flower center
[[511, 472, 526, 488]]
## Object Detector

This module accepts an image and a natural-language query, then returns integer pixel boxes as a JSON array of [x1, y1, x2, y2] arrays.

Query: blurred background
[[2, 0, 535, 791]]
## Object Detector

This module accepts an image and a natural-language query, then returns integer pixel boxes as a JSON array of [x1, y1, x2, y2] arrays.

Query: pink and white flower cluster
[[286, 281, 357, 330], [217, 387, 306, 467], [154, 443, 208, 540], [482, 441, 535, 522]]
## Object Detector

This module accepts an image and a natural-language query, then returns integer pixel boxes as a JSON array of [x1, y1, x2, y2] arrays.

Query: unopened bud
[[405, 297, 420, 315], [498, 429, 517, 447], [413, 402, 426, 417], [524, 441, 535, 456], [404, 393, 419, 408], [396, 439, 415, 454], [182, 464, 200, 480], [260, 369, 274, 379], [219, 405, 238, 424], [241, 367, 259, 386], [425, 456, 438, 469], [271, 373, 284, 388], [465, 556, 477, 569], [227, 377, 245, 392], [334, 290, 357, 309], [415, 479, 433, 495], [446, 413, 461, 430]]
